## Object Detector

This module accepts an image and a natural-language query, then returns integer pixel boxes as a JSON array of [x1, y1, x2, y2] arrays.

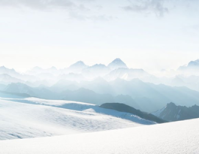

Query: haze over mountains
[[1, 58, 199, 113], [178, 59, 199, 75], [1, 0, 199, 152], [1, 58, 199, 83]]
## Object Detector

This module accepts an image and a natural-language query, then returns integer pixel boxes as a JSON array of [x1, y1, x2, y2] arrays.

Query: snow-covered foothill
[[0, 97, 154, 140]]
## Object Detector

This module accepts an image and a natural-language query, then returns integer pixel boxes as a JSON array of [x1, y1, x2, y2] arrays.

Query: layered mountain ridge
[[153, 102, 199, 121]]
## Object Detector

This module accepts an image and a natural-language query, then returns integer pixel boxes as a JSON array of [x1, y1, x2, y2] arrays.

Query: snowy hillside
[[0, 118, 198, 154], [0, 97, 154, 140]]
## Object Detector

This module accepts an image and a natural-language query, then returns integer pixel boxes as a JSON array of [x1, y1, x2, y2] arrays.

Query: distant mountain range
[[100, 103, 166, 123], [26, 58, 129, 76], [65, 61, 88, 74], [1, 58, 199, 113], [1, 58, 199, 86], [108, 58, 127, 70], [153, 102, 199, 121], [179, 59, 199, 69], [0, 58, 153, 85], [0, 66, 18, 76], [178, 59, 199, 75], [2, 79, 199, 112]]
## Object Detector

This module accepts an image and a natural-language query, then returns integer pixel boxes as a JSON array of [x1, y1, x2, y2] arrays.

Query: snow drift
[[0, 97, 154, 140], [0, 117, 198, 154]]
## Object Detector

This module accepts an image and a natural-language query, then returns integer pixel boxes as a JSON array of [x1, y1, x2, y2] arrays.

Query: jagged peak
[[0, 66, 16, 72], [92, 64, 106, 67], [32, 66, 43, 70], [49, 66, 57, 70], [167, 102, 177, 108], [188, 59, 199, 67], [108, 58, 127, 69], [69, 61, 86, 68], [110, 58, 125, 64], [0, 66, 6, 69]]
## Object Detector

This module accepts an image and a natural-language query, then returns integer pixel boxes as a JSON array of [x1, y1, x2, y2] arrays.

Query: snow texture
[[0, 118, 199, 154], [0, 97, 153, 140]]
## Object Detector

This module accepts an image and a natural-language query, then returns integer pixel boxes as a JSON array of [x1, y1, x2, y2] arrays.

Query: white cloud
[[123, 0, 169, 17], [0, 0, 81, 9]]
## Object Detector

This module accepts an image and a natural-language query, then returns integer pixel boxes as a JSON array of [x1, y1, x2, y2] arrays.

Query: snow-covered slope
[[0, 97, 154, 140], [0, 118, 199, 154]]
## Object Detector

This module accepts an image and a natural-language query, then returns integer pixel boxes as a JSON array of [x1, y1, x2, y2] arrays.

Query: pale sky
[[0, 0, 199, 72]]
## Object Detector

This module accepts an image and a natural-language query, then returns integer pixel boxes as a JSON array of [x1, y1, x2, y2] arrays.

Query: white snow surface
[[0, 97, 154, 140], [0, 118, 199, 154]]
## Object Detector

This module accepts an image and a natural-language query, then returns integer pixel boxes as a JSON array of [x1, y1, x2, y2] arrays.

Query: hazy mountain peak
[[108, 58, 127, 70], [32, 66, 43, 70], [188, 59, 199, 67], [0, 66, 6, 69], [178, 59, 199, 76], [49, 66, 57, 70], [0, 66, 14, 71], [0, 66, 17, 73], [65, 61, 88, 74], [92, 64, 106, 68], [153, 102, 199, 122], [167, 102, 177, 108], [69, 61, 87, 68]]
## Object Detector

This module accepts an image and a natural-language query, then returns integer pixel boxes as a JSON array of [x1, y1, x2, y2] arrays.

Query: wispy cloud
[[0, 0, 93, 13], [0, 0, 114, 21], [123, 0, 169, 17]]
